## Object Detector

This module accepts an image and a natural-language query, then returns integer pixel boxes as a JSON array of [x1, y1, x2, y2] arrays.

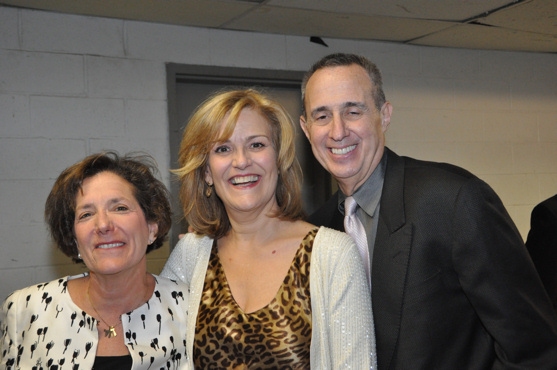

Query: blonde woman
[[162, 89, 375, 369]]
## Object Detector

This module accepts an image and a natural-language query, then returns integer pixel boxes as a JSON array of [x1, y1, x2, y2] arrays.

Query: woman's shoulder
[[1, 276, 80, 321], [149, 274, 189, 311], [314, 226, 354, 244], [3, 275, 74, 304], [163, 233, 217, 287], [312, 226, 359, 263], [174, 232, 214, 253], [172, 233, 214, 266], [153, 274, 189, 290]]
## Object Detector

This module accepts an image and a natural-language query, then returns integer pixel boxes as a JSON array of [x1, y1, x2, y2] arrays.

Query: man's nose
[[329, 113, 349, 141]]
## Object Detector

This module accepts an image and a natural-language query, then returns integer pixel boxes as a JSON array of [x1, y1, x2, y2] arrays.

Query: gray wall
[[1, 6, 556, 301]]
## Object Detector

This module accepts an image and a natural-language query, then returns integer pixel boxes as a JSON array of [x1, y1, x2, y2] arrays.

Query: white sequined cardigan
[[160, 226, 377, 369]]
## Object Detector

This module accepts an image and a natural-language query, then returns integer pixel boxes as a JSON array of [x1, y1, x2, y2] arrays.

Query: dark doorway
[[166, 64, 333, 248]]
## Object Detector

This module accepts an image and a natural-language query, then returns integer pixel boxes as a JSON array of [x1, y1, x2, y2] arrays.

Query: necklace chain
[[86, 283, 122, 339]]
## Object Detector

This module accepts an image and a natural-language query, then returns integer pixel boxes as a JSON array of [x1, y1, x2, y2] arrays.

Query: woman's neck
[[86, 269, 153, 314], [226, 215, 284, 245]]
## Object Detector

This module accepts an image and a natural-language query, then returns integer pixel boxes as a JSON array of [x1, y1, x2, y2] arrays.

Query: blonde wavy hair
[[173, 88, 305, 239]]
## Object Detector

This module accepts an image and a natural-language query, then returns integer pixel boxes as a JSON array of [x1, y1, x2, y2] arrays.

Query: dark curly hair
[[45, 151, 172, 262]]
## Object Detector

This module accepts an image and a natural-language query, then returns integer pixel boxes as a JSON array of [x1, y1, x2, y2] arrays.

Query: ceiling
[[2, 0, 557, 53]]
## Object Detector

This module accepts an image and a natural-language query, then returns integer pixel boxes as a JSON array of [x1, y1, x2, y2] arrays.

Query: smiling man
[[300, 53, 557, 369]]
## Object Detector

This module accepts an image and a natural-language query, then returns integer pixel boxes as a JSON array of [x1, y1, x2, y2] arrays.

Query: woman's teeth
[[231, 175, 258, 185], [97, 242, 124, 249]]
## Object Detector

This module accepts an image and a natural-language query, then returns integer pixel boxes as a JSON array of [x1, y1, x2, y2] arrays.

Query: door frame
[[166, 63, 331, 247]]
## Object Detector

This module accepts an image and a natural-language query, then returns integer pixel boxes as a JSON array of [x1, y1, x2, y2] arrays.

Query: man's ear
[[380, 102, 393, 132], [300, 115, 311, 140]]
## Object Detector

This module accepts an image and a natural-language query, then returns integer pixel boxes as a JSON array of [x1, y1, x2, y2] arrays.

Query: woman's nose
[[232, 149, 251, 169], [95, 212, 113, 233]]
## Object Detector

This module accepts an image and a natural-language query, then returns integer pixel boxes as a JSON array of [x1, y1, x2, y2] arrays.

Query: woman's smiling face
[[73, 171, 158, 275], [205, 107, 279, 217]]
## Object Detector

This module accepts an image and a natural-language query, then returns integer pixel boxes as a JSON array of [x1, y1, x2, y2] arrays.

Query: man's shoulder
[[539, 194, 557, 209], [386, 148, 480, 187], [397, 153, 474, 179], [532, 194, 557, 219], [384, 148, 498, 213]]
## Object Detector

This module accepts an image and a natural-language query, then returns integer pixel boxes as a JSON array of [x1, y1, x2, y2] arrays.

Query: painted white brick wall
[[1, 6, 556, 301]]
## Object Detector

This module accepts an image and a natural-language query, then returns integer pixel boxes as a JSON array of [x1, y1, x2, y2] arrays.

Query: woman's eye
[[251, 142, 265, 149], [214, 145, 229, 153], [115, 205, 128, 212], [77, 212, 91, 220]]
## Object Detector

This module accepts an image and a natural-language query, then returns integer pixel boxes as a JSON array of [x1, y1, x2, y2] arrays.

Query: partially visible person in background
[[526, 194, 557, 312], [1, 152, 189, 369], [161, 88, 375, 369], [300, 52, 557, 369]]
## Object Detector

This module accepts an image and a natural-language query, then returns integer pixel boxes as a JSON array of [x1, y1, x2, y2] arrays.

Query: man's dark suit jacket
[[526, 194, 557, 312], [309, 148, 557, 369]]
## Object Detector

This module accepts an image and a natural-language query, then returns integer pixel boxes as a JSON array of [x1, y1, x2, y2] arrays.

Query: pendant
[[104, 326, 118, 338]]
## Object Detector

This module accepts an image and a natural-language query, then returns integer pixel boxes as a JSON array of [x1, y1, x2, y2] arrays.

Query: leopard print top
[[193, 228, 316, 369]]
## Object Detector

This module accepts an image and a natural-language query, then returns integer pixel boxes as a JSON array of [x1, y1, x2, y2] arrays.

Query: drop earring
[[205, 182, 213, 198]]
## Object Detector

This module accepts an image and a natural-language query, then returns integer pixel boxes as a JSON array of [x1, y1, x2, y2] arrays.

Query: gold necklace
[[86, 283, 122, 339]]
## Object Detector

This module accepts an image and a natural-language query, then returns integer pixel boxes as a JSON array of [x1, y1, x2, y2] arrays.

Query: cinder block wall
[[1, 6, 556, 301]]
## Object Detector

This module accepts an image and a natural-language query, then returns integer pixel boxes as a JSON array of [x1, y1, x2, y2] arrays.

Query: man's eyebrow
[[342, 101, 368, 110], [310, 106, 330, 116], [310, 101, 369, 117]]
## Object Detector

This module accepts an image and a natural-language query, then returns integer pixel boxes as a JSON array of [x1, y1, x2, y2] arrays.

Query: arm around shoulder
[[311, 227, 376, 369], [161, 233, 212, 283]]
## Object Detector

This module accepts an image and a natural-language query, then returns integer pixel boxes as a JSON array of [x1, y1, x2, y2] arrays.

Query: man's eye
[[312, 113, 331, 125], [345, 110, 363, 119]]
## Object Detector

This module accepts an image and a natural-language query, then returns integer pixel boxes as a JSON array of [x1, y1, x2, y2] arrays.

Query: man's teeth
[[331, 144, 356, 155], [97, 243, 124, 249], [231, 175, 259, 185]]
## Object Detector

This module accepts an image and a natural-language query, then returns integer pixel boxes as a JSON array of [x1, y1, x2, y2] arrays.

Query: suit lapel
[[372, 149, 413, 370]]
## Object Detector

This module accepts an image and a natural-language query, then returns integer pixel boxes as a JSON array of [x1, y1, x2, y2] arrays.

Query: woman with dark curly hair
[[1, 152, 189, 370]]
